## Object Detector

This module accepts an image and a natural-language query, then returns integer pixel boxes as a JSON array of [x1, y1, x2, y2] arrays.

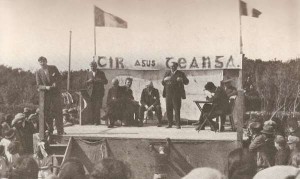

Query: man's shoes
[[166, 125, 172, 128], [220, 126, 225, 132], [157, 124, 162, 127], [108, 125, 114, 128], [176, 126, 181, 129]]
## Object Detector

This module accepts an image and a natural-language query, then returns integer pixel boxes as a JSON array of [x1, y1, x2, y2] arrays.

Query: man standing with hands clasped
[[86, 61, 108, 125], [36, 56, 64, 135], [162, 62, 189, 129]]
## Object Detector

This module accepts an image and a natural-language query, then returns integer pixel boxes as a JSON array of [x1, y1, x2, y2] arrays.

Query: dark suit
[[122, 86, 140, 126], [139, 87, 162, 124], [106, 86, 124, 126], [14, 121, 35, 154], [36, 65, 63, 134], [162, 70, 189, 127], [86, 69, 108, 125], [198, 87, 230, 130]]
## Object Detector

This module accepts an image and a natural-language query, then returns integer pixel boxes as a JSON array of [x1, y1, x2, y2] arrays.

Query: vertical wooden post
[[39, 88, 46, 140]]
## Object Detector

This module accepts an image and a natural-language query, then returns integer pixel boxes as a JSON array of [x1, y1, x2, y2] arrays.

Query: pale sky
[[0, 0, 299, 71]]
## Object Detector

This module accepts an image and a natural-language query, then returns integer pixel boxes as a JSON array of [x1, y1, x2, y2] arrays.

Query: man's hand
[[52, 83, 56, 88], [45, 86, 51, 90], [177, 77, 183, 82]]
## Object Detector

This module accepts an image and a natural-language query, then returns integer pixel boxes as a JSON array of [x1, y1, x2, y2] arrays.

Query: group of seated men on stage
[[103, 78, 162, 128]]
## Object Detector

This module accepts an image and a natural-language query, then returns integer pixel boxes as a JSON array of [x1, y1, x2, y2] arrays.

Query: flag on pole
[[240, 0, 262, 18], [94, 6, 127, 28]]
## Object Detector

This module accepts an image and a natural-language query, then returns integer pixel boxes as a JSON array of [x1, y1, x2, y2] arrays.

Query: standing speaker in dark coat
[[162, 62, 189, 129]]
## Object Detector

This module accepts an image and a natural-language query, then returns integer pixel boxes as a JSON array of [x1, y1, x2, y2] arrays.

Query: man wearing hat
[[195, 82, 229, 132], [105, 78, 124, 128], [23, 107, 31, 120], [139, 81, 162, 127], [162, 62, 189, 129], [249, 125, 277, 171], [221, 79, 237, 99], [36, 56, 64, 135], [287, 135, 300, 165], [86, 61, 108, 125], [11, 113, 35, 155]]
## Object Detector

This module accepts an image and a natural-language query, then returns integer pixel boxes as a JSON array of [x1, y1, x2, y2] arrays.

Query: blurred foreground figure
[[253, 166, 299, 179], [182, 167, 225, 179], [9, 156, 39, 179], [35, 56, 64, 135], [90, 158, 131, 179], [58, 157, 86, 179]]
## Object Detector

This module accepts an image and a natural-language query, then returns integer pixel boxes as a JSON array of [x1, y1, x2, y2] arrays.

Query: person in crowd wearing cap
[[11, 113, 34, 155], [0, 145, 9, 178], [28, 113, 39, 133], [105, 78, 124, 128], [162, 62, 189, 129], [195, 82, 229, 132], [274, 135, 290, 165], [139, 81, 162, 127], [23, 107, 32, 120], [287, 136, 300, 165], [36, 56, 64, 135], [245, 121, 262, 147], [86, 61, 108, 125], [121, 77, 141, 126], [287, 117, 300, 139], [249, 125, 277, 171]]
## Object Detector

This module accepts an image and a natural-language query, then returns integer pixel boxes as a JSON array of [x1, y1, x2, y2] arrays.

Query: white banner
[[94, 55, 242, 70]]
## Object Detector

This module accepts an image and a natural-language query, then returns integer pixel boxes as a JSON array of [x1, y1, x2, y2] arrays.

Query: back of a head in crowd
[[228, 147, 256, 179], [182, 167, 225, 179], [58, 157, 86, 179], [288, 117, 299, 131], [90, 158, 131, 179], [8, 141, 21, 155], [8, 155, 39, 179], [253, 166, 299, 179]]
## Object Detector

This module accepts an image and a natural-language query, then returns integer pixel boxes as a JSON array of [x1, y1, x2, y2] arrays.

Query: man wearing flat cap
[[11, 113, 35, 155], [195, 82, 229, 132], [162, 62, 189, 129], [36, 56, 64, 135], [86, 61, 108, 125]]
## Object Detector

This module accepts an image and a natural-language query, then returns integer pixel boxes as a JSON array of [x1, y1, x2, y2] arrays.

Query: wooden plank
[[61, 137, 74, 165], [38, 88, 45, 140]]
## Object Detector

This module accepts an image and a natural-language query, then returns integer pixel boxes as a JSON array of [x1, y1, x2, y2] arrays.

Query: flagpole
[[67, 30, 72, 91], [94, 26, 97, 60], [239, 0, 243, 54]]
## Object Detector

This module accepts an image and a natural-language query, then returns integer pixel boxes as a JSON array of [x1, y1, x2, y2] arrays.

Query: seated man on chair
[[122, 77, 141, 126], [195, 82, 230, 132], [139, 81, 162, 127], [105, 78, 124, 128]]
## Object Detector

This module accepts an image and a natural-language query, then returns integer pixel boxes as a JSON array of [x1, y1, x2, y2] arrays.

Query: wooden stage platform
[[62, 124, 237, 141]]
